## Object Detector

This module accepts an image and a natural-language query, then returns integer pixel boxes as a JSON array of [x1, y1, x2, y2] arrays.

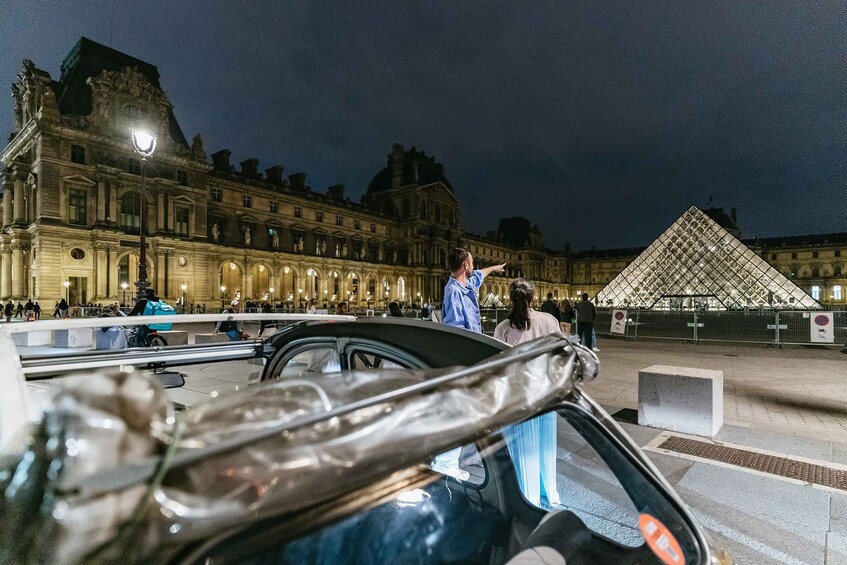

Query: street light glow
[[131, 129, 157, 157], [181, 283, 187, 291]]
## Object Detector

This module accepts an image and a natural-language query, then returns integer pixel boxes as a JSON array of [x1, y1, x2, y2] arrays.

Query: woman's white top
[[493, 309, 561, 346]]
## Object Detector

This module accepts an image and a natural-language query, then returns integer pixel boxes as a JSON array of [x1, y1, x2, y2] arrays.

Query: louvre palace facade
[[1, 37, 845, 309]]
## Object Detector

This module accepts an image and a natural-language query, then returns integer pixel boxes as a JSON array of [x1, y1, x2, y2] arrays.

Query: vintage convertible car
[[0, 316, 731, 564]]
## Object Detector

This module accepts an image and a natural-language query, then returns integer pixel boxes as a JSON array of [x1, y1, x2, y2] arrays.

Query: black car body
[[0, 316, 730, 564]]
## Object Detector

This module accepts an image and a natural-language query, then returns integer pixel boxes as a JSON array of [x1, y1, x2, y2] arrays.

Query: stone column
[[246, 268, 253, 300], [13, 173, 26, 224], [0, 249, 10, 298], [108, 182, 117, 224], [11, 245, 24, 298], [157, 193, 165, 231], [166, 253, 175, 298], [107, 247, 118, 299], [95, 246, 107, 298], [96, 180, 106, 222], [2, 176, 12, 227]]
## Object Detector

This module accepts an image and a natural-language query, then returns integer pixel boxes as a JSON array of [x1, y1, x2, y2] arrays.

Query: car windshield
[[195, 405, 701, 565]]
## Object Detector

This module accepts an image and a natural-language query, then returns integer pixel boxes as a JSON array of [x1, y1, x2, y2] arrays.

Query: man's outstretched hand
[[481, 263, 507, 277]]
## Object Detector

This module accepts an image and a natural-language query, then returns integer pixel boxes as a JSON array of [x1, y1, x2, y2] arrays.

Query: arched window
[[434, 205, 441, 223], [811, 285, 821, 300], [834, 285, 843, 301], [120, 192, 141, 230], [419, 200, 427, 219], [402, 198, 410, 216]]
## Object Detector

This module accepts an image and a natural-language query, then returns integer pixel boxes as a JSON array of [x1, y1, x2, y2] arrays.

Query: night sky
[[2, 1, 846, 251]]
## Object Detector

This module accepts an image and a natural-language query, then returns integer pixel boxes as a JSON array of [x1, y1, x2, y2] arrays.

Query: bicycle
[[126, 326, 168, 348]]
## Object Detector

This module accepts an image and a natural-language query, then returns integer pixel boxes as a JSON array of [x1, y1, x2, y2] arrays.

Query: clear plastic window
[[275, 347, 341, 379]]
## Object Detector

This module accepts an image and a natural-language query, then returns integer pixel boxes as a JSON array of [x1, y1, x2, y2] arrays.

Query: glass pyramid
[[480, 292, 507, 308], [597, 206, 820, 310]]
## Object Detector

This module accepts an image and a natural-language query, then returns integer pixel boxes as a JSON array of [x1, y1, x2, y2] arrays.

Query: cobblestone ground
[[584, 336, 847, 441]]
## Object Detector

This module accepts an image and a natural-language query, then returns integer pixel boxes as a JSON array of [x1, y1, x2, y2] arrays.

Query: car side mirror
[[155, 370, 186, 388]]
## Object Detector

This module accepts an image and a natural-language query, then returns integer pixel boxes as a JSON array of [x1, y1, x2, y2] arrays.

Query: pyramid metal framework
[[596, 206, 821, 310]]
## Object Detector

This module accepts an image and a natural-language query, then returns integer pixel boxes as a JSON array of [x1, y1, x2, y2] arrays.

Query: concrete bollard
[[638, 365, 723, 437]]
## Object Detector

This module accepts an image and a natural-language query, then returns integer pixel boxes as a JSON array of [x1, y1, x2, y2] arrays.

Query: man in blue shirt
[[442, 248, 505, 333], [432, 247, 506, 481]]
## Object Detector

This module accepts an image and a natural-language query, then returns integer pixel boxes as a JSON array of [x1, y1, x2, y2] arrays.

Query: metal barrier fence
[[33, 305, 846, 346], [590, 309, 847, 346]]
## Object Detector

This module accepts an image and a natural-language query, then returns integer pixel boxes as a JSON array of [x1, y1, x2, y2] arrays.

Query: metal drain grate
[[658, 436, 847, 491]]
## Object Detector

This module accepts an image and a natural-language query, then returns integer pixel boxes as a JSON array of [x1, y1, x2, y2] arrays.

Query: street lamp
[[181, 283, 187, 311], [220, 285, 226, 310], [63, 280, 70, 303], [269, 287, 274, 304], [131, 129, 157, 300], [120, 282, 128, 306]]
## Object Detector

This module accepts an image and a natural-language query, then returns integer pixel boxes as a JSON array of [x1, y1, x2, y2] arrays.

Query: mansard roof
[[55, 37, 189, 148], [367, 144, 454, 194]]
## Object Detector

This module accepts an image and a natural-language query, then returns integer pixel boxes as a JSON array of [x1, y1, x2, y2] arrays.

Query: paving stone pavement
[[584, 336, 847, 442]]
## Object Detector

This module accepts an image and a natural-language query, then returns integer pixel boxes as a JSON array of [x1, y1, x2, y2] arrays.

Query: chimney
[[289, 172, 307, 191], [240, 158, 259, 179], [211, 149, 232, 171], [265, 165, 284, 185], [731, 208, 737, 223], [327, 184, 345, 201], [390, 143, 405, 189]]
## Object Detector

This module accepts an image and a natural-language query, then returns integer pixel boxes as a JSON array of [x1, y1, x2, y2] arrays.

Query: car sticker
[[639, 513, 684, 565]]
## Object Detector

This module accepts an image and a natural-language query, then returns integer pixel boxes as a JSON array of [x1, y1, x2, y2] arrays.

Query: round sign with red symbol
[[614, 311, 625, 320], [639, 514, 684, 565], [814, 315, 830, 326]]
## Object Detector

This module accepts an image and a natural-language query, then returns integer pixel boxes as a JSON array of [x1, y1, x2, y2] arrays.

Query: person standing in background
[[575, 292, 596, 349]]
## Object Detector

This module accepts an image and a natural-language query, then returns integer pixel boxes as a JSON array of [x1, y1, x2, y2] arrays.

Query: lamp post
[[131, 129, 157, 300], [269, 287, 274, 305], [181, 283, 187, 312], [220, 285, 226, 310], [121, 282, 128, 306], [63, 280, 70, 303], [298, 288, 303, 309]]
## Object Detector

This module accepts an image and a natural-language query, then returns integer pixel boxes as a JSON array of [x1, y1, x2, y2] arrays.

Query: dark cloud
[[2, 1, 845, 250]]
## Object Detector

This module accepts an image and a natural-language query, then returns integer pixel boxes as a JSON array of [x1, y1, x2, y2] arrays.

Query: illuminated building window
[[175, 207, 189, 236], [68, 189, 87, 225]]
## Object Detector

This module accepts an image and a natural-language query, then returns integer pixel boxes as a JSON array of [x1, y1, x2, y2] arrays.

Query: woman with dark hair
[[493, 278, 560, 343], [387, 301, 404, 317], [493, 278, 561, 507]]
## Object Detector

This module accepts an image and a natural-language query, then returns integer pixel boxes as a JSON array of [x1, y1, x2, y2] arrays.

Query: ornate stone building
[[0, 38, 547, 308], [1, 38, 844, 309]]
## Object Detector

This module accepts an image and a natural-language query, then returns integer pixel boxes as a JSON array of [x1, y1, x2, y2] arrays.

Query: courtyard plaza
[[13, 324, 847, 563]]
